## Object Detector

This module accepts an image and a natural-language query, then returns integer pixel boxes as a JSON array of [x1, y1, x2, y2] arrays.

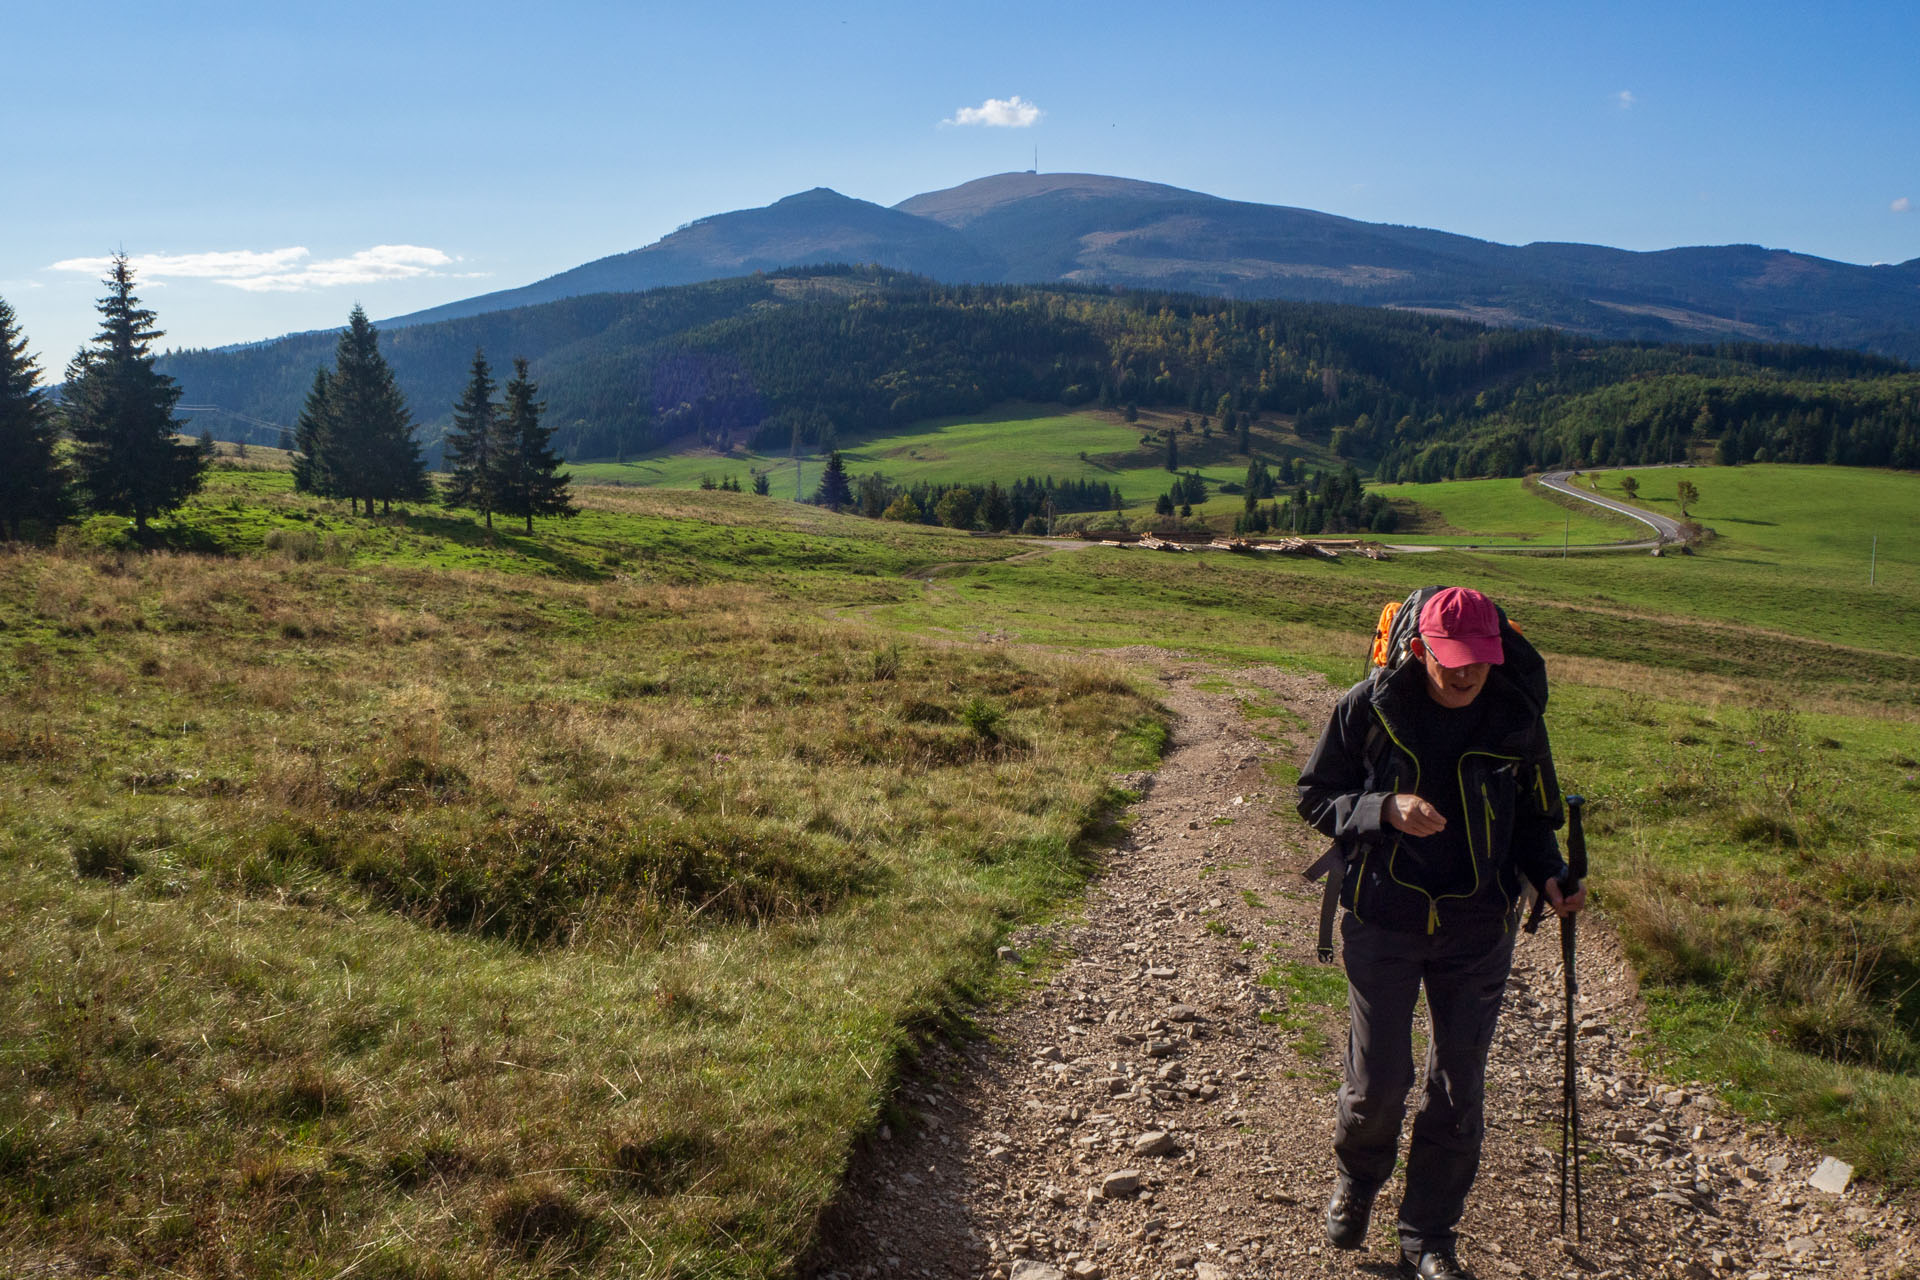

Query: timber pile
[[1266, 537, 1339, 559]]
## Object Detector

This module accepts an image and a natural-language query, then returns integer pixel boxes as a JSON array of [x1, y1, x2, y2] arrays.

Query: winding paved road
[[1537, 468, 1687, 543]]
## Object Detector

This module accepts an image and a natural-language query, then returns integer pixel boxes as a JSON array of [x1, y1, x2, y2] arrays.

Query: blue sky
[[6, 0, 1916, 369]]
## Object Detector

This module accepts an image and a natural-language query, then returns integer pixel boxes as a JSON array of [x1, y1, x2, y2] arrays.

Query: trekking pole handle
[[1526, 792, 1588, 935], [1564, 794, 1587, 888]]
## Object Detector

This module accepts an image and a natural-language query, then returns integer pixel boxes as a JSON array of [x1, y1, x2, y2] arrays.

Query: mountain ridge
[[376, 171, 1920, 361]]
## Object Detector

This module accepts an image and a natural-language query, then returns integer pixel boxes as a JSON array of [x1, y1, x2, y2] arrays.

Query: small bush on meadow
[[960, 696, 1005, 742]]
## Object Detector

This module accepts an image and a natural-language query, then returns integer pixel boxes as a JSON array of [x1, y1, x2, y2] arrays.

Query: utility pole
[[1871, 534, 1877, 586], [1564, 510, 1570, 559]]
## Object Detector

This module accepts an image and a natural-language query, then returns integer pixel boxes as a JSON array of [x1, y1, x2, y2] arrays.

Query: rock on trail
[[805, 654, 1913, 1280]]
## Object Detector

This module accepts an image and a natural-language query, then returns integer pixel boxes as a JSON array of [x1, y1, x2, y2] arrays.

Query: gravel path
[[805, 653, 1914, 1280]]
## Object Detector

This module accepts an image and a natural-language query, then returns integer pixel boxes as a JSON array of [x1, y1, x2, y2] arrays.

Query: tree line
[[807, 455, 1124, 532], [0, 261, 574, 543]]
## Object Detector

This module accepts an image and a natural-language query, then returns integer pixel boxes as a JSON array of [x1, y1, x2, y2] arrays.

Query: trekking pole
[[1559, 795, 1588, 1241]]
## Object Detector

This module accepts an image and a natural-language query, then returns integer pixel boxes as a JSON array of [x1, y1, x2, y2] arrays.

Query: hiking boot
[[1400, 1245, 1473, 1279], [1323, 1174, 1376, 1249]]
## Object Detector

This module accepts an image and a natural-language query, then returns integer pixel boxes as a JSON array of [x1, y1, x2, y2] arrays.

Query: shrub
[[960, 696, 1005, 742]]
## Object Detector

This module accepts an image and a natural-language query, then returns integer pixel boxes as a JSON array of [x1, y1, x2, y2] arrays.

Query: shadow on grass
[[145, 523, 227, 554], [1716, 516, 1779, 526], [141, 509, 608, 579], [393, 512, 609, 580]]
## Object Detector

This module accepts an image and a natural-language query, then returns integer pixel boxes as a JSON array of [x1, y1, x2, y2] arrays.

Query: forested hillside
[[161, 267, 1920, 477]]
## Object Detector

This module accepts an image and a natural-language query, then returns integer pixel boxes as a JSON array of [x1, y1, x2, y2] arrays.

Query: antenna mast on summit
[[1033, 145, 1039, 173]]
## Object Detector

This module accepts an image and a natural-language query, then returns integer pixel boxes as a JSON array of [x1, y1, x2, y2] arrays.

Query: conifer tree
[[444, 348, 503, 528], [0, 297, 68, 540], [982, 480, 1011, 532], [813, 450, 853, 511], [322, 306, 428, 515], [291, 366, 333, 495], [63, 256, 204, 536], [496, 358, 574, 534]]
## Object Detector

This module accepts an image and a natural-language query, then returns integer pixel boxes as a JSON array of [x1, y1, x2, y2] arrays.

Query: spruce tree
[[0, 297, 67, 540], [496, 358, 574, 534], [813, 450, 853, 511], [444, 348, 502, 528], [291, 366, 334, 495], [63, 256, 204, 536], [322, 306, 428, 515]]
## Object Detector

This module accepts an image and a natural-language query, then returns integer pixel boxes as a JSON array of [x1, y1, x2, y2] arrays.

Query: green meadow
[[568, 404, 1333, 519], [1368, 475, 1643, 545], [3, 456, 1919, 1276]]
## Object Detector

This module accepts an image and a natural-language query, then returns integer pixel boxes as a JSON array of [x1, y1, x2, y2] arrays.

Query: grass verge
[[0, 500, 1164, 1277]]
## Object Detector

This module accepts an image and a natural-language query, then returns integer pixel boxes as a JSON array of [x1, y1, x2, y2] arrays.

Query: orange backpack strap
[[1368, 600, 1401, 669]]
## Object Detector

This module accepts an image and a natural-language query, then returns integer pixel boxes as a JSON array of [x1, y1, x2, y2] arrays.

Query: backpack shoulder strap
[[1305, 706, 1396, 964]]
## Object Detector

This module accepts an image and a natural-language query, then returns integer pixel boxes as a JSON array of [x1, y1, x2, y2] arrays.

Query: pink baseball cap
[[1418, 587, 1504, 667]]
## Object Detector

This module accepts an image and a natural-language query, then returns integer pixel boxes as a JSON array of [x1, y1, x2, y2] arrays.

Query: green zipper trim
[[1370, 705, 1441, 933], [1370, 707, 1528, 936], [1459, 749, 1524, 918]]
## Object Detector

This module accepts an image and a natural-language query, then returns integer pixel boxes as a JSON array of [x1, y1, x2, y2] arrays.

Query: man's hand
[[1545, 877, 1587, 918], [1384, 794, 1446, 837]]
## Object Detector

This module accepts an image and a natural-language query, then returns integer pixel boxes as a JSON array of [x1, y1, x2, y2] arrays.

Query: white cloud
[[943, 95, 1043, 128], [1894, 197, 1913, 214], [49, 245, 460, 292], [1616, 90, 1636, 110]]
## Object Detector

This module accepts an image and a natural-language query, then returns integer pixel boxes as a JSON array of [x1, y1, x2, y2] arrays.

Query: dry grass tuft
[[486, 1180, 598, 1260]]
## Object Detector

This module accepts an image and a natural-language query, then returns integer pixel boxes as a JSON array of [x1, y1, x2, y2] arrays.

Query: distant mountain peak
[[895, 171, 1207, 227], [773, 187, 857, 205]]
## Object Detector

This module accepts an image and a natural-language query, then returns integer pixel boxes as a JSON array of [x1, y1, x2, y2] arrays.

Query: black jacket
[[1297, 659, 1566, 935]]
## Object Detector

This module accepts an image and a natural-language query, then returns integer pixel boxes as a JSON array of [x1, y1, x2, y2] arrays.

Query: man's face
[[1414, 639, 1490, 709]]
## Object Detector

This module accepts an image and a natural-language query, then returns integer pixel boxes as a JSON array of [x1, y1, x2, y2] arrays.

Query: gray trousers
[[1335, 911, 1517, 1254]]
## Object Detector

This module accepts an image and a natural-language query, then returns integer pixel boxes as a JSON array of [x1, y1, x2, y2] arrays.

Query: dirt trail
[[805, 653, 1916, 1280]]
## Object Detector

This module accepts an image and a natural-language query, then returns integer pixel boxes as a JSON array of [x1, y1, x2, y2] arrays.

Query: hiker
[[1297, 585, 1585, 1280]]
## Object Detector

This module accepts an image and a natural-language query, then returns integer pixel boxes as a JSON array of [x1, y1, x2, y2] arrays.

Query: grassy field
[[568, 404, 1335, 520], [0, 473, 1162, 1278], [1367, 475, 1642, 545], [5, 457, 1920, 1275]]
